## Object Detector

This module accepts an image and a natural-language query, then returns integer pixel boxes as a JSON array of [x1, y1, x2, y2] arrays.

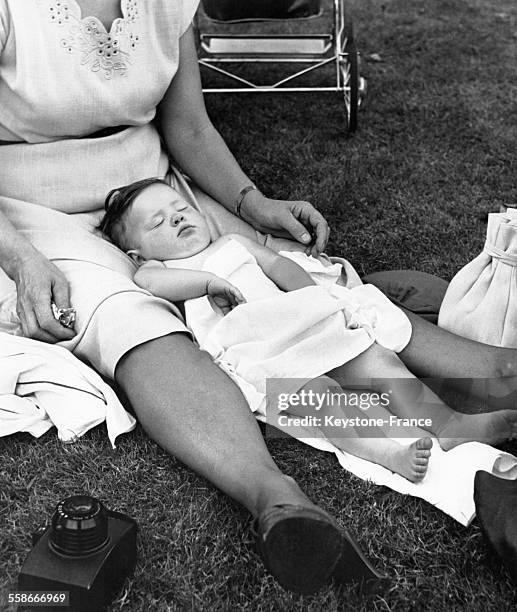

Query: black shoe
[[254, 504, 383, 595]]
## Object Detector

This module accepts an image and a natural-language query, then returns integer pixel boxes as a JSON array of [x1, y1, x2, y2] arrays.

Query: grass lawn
[[2, 0, 517, 610]]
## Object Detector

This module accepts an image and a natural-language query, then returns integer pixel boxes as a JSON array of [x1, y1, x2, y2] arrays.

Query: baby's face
[[124, 183, 211, 262]]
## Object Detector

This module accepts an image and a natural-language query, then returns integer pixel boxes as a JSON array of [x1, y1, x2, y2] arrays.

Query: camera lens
[[49, 495, 109, 556]]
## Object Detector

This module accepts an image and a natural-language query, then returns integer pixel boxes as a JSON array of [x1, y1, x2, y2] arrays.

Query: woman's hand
[[12, 251, 76, 343], [240, 191, 330, 257], [206, 276, 246, 316]]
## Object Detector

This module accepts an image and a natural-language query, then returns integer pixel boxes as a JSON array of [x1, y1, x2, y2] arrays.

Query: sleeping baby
[[97, 178, 517, 482]]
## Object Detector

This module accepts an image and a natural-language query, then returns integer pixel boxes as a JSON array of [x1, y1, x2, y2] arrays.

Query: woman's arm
[[156, 26, 329, 255], [0, 209, 75, 342], [224, 234, 316, 292], [157, 27, 250, 213]]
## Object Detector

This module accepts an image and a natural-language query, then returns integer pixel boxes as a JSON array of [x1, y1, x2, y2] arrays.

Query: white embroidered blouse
[[0, 0, 200, 143]]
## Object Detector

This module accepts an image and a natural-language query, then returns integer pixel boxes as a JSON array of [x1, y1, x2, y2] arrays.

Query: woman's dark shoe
[[254, 504, 383, 595], [331, 527, 385, 590]]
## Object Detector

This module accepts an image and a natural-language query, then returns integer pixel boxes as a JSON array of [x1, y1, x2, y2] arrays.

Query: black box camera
[[18, 495, 137, 611]]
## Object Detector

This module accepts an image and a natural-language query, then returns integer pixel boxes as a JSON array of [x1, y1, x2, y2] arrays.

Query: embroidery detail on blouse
[[49, 1, 141, 79]]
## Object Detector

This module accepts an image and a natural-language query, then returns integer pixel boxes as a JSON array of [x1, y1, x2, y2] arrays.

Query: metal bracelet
[[235, 184, 260, 218]]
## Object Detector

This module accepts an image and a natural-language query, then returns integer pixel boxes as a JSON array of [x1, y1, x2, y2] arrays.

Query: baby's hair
[[97, 177, 169, 249]]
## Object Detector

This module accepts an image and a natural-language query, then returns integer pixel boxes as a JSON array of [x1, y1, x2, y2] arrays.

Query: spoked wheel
[[339, 23, 359, 133]]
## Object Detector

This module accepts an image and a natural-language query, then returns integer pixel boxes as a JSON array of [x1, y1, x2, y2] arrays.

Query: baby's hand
[[206, 276, 246, 315]]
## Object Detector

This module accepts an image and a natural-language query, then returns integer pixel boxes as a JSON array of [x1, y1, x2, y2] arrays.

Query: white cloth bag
[[438, 208, 517, 346]]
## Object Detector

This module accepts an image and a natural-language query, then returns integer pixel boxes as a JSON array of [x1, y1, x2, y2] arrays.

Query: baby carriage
[[195, 0, 363, 132]]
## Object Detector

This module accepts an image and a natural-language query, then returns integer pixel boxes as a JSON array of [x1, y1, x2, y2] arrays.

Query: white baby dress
[[165, 239, 412, 416]]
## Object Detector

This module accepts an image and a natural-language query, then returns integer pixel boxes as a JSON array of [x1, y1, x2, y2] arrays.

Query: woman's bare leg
[[114, 334, 316, 517], [329, 343, 517, 450], [399, 310, 517, 405], [114, 335, 384, 594]]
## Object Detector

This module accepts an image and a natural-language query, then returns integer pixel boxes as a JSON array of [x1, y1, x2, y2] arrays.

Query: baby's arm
[[135, 263, 216, 301], [134, 261, 243, 306], [225, 234, 316, 291]]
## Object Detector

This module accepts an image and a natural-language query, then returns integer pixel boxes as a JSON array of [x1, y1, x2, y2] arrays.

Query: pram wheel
[[197, 0, 363, 134], [339, 21, 359, 133]]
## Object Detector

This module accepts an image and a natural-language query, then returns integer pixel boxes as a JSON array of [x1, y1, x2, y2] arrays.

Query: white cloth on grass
[[263, 427, 517, 526], [0, 333, 136, 447]]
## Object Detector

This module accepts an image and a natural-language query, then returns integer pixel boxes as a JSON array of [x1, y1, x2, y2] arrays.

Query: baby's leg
[[283, 376, 432, 483], [329, 343, 517, 450]]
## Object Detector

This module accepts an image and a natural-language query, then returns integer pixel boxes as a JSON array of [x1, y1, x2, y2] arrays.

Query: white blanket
[[0, 333, 136, 447], [284, 431, 517, 526]]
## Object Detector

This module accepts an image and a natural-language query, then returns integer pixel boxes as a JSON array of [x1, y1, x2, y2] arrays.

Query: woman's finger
[[32, 292, 75, 341], [295, 203, 329, 254], [17, 304, 29, 337], [280, 211, 313, 245], [279, 201, 329, 254], [308, 220, 330, 257], [313, 214, 330, 254], [20, 304, 61, 343], [51, 275, 72, 311], [17, 298, 38, 339]]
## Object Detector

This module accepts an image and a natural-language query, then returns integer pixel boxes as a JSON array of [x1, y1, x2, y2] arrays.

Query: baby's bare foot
[[386, 437, 433, 483], [437, 409, 517, 451]]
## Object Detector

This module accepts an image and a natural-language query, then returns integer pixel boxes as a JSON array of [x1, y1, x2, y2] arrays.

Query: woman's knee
[[115, 333, 248, 403]]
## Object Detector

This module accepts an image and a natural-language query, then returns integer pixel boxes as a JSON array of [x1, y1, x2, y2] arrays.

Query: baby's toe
[[412, 469, 426, 482], [416, 437, 433, 451]]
